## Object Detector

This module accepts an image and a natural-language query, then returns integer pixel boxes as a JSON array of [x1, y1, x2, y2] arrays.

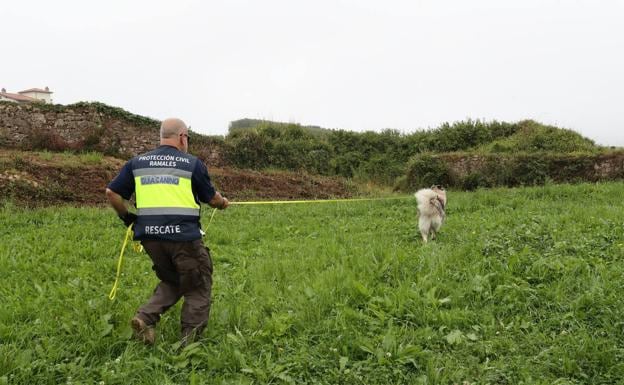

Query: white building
[[0, 87, 54, 103]]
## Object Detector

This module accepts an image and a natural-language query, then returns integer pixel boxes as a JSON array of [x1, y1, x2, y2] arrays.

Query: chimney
[[1, 88, 5, 93], [45, 86, 49, 91]]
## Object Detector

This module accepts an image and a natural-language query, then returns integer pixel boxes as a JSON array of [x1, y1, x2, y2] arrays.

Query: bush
[[412, 152, 624, 190], [461, 172, 488, 191], [510, 156, 550, 186], [405, 154, 452, 190], [225, 130, 270, 169], [189, 134, 226, 165], [331, 151, 363, 178], [355, 155, 405, 185], [550, 155, 595, 182], [27, 129, 75, 152], [304, 146, 332, 175]]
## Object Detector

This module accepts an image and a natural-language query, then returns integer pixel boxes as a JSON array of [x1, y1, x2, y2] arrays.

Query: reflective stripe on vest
[[134, 166, 199, 216], [137, 207, 199, 216], [133, 168, 192, 178]]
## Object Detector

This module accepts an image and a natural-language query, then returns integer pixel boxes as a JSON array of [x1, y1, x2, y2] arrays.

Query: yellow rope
[[228, 196, 409, 205], [108, 224, 134, 300], [203, 196, 408, 226], [208, 206, 218, 224]]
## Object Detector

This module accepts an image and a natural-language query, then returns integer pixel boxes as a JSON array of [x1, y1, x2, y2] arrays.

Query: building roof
[[0, 91, 37, 102], [18, 87, 53, 94]]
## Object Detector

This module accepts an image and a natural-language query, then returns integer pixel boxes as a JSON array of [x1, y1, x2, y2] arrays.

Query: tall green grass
[[1, 183, 623, 384]]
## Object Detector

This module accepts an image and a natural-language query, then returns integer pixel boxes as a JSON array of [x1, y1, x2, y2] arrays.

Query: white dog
[[415, 185, 447, 243]]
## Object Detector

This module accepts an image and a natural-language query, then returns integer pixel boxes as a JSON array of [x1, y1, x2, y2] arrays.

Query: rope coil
[[108, 224, 134, 300]]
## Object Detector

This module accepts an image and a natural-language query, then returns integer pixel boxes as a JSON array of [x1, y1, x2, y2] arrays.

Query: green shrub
[[331, 151, 363, 178], [413, 152, 624, 190], [405, 154, 452, 190], [478, 156, 513, 186], [225, 130, 270, 169], [511, 156, 553, 186], [355, 155, 405, 185], [189, 133, 226, 164], [461, 172, 488, 190], [303, 146, 332, 175], [550, 155, 595, 182]]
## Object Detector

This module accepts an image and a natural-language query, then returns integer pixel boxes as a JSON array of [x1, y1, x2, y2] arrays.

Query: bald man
[[106, 118, 228, 346]]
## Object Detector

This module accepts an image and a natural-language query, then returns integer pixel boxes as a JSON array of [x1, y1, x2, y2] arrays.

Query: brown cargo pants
[[135, 239, 213, 335]]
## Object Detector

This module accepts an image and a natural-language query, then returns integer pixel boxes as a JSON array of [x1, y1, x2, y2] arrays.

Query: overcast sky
[[2, 0, 623, 145]]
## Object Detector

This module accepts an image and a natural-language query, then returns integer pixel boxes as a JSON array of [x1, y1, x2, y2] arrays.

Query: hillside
[[229, 118, 331, 137], [1, 100, 622, 205], [476, 120, 598, 153], [0, 150, 356, 206]]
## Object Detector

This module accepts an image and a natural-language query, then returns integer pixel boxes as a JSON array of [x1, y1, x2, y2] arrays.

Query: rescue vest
[[131, 146, 202, 241]]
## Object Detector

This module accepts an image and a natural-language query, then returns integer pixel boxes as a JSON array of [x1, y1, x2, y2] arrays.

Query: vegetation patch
[[3, 101, 622, 189], [221, 119, 607, 182], [36, 101, 160, 128], [403, 151, 624, 190]]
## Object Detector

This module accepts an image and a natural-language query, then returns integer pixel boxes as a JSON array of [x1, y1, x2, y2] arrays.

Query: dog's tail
[[415, 189, 438, 203]]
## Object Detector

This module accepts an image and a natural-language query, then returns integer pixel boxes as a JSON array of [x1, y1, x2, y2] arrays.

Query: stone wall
[[0, 101, 160, 157], [438, 152, 624, 184]]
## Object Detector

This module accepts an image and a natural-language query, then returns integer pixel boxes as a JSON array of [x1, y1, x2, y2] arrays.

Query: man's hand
[[119, 212, 138, 227], [209, 192, 229, 210]]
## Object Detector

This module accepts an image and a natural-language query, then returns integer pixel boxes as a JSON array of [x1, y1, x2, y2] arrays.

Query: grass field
[[1, 183, 623, 384]]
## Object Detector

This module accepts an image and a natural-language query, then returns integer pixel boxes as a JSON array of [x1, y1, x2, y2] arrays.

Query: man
[[105, 117, 228, 346]]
